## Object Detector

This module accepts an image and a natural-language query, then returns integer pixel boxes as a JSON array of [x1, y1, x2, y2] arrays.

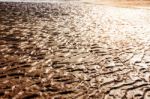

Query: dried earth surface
[[0, 1, 150, 99]]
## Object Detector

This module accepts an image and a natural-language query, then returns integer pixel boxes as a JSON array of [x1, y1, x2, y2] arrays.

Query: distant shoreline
[[0, 0, 150, 9], [0, 0, 80, 2]]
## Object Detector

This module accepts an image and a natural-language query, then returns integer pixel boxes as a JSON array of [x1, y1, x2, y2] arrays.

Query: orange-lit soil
[[0, 1, 150, 99], [82, 0, 150, 8]]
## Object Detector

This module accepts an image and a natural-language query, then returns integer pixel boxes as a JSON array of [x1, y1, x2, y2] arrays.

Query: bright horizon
[[0, 0, 150, 8]]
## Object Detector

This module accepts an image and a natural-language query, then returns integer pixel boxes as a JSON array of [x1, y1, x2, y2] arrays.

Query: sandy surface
[[0, 2, 150, 99]]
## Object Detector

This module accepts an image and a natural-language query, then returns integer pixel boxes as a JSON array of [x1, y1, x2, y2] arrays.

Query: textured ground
[[0, 2, 150, 99]]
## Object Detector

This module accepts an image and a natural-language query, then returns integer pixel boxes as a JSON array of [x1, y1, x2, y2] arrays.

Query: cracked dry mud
[[0, 2, 150, 99]]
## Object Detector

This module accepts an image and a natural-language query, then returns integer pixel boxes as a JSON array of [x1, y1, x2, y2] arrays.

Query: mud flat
[[0, 2, 150, 99]]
